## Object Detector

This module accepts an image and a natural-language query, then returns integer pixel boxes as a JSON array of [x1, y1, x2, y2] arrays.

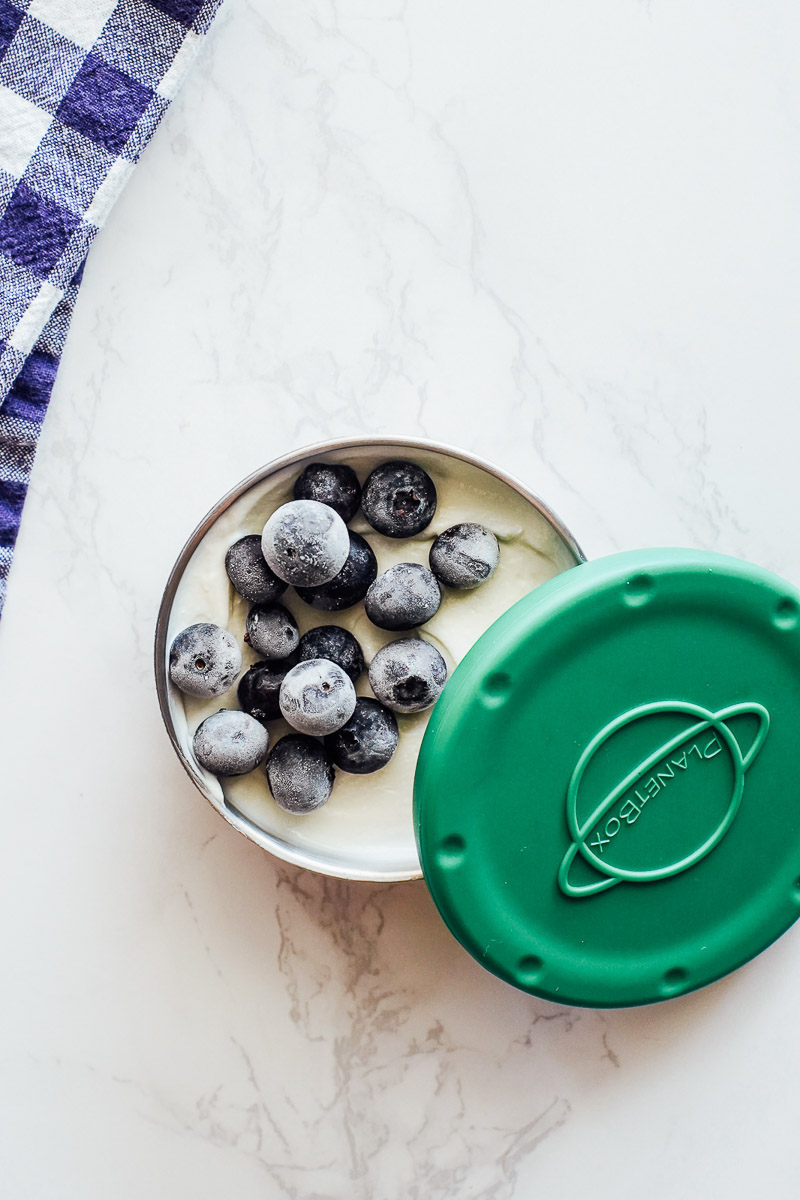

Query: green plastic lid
[[414, 549, 800, 1007]]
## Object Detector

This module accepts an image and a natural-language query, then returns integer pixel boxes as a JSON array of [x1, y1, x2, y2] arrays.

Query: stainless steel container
[[155, 436, 584, 882]]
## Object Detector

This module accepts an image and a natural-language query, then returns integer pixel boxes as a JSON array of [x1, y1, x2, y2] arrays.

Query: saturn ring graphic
[[557, 700, 770, 899]]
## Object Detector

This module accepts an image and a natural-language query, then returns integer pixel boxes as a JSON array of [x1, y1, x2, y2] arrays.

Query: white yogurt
[[164, 445, 580, 879]]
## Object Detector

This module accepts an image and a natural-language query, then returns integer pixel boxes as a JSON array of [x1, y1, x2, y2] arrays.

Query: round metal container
[[155, 436, 585, 882]]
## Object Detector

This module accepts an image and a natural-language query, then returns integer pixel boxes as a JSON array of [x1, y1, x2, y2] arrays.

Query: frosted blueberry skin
[[193, 709, 269, 777], [295, 531, 377, 612], [266, 734, 335, 815], [224, 534, 288, 604], [361, 460, 437, 538], [368, 637, 447, 713], [169, 623, 241, 698], [293, 462, 362, 523], [325, 697, 399, 774], [365, 562, 442, 631], [245, 602, 300, 660], [237, 658, 296, 725], [279, 658, 357, 735], [297, 625, 364, 682], [429, 522, 500, 590], [261, 499, 350, 587]]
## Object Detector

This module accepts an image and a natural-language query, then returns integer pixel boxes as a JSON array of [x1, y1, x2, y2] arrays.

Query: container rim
[[154, 435, 586, 881]]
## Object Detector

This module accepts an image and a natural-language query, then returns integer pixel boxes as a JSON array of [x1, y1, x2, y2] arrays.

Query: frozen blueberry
[[193, 709, 269, 777], [295, 531, 377, 611], [225, 534, 288, 604], [368, 637, 447, 713], [245, 602, 300, 659], [361, 461, 437, 538], [365, 563, 441, 631], [237, 658, 296, 724], [261, 500, 350, 587], [293, 462, 362, 523], [297, 625, 364, 682], [429, 523, 500, 590], [279, 658, 357, 735], [169, 623, 241, 698], [266, 734, 335, 815], [325, 698, 399, 774]]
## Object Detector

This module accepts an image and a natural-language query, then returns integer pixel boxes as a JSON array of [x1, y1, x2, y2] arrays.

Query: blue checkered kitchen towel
[[0, 0, 224, 618]]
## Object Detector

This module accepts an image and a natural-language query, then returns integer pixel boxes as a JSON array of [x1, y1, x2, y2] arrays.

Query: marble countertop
[[3, 1, 800, 1195]]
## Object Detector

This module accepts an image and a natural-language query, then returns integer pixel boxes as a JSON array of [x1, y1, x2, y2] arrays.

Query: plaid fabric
[[0, 0, 223, 617]]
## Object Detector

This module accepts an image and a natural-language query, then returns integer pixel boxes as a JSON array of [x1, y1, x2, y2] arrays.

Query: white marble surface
[[3, 0, 800, 1194]]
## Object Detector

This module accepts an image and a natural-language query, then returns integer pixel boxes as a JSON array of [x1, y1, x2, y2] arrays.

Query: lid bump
[[480, 670, 512, 708], [516, 955, 544, 986], [660, 967, 689, 997], [622, 574, 654, 607], [773, 598, 799, 630], [436, 834, 467, 869]]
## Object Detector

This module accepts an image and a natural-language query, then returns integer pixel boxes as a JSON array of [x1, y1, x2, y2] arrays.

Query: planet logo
[[558, 700, 770, 899]]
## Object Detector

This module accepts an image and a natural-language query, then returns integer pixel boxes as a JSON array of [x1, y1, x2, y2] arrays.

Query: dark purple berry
[[193, 709, 269, 776], [297, 625, 364, 682], [365, 562, 441, 631], [361, 460, 437, 538], [225, 534, 287, 604], [325, 698, 399, 774], [245, 603, 300, 659], [261, 500, 349, 586], [169, 623, 241, 698], [293, 462, 361, 523], [368, 637, 447, 713], [237, 658, 296, 724], [295, 531, 377, 611], [429, 523, 500, 589], [266, 734, 335, 814], [279, 659, 356, 735]]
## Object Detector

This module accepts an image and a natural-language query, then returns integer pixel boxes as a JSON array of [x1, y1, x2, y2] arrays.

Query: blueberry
[[261, 499, 350, 587], [193, 709, 269, 777], [325, 698, 399, 774], [293, 462, 361, 523], [225, 534, 288, 604], [361, 460, 437, 538], [279, 658, 357, 735], [429, 523, 500, 590], [365, 563, 441, 631], [237, 658, 295, 724], [266, 734, 335, 814], [295, 531, 377, 611], [297, 625, 364, 682], [368, 637, 447, 713], [169, 623, 241, 698], [245, 602, 300, 660]]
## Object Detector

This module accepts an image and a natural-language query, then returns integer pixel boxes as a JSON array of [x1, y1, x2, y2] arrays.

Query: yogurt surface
[[164, 444, 580, 879]]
